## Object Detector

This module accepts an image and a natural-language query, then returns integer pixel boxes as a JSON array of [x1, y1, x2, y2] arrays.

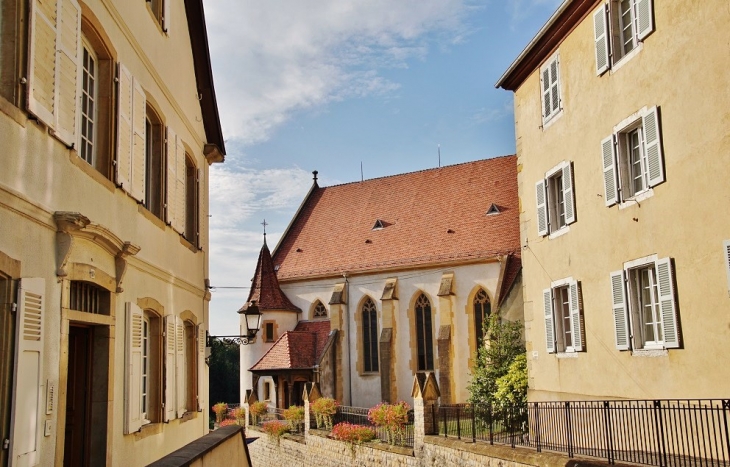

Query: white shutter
[[124, 303, 143, 434], [724, 240, 730, 296], [10, 278, 45, 467], [541, 66, 551, 121], [197, 324, 205, 411], [176, 317, 186, 417], [601, 135, 619, 206], [27, 0, 58, 128], [543, 288, 555, 354], [643, 107, 664, 187], [535, 179, 548, 236], [549, 57, 560, 115], [655, 258, 679, 349], [636, 0, 654, 40], [165, 127, 177, 227], [164, 315, 176, 421], [163, 0, 171, 33], [610, 271, 630, 350], [116, 63, 133, 192], [175, 137, 187, 235], [593, 4, 610, 75], [568, 281, 582, 351], [562, 162, 576, 225], [130, 78, 147, 203], [55, 0, 81, 146]]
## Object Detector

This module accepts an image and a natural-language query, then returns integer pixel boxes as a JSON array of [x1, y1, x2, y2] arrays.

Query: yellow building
[[0, 0, 225, 465], [497, 0, 730, 401]]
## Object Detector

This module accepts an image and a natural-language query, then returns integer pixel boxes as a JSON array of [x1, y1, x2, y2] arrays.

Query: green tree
[[467, 313, 525, 405], [494, 353, 528, 407], [208, 338, 240, 421]]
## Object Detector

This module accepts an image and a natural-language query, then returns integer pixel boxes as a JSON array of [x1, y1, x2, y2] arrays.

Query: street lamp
[[206, 300, 262, 348]]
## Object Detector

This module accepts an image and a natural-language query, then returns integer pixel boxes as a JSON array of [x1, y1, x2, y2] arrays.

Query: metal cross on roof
[[261, 219, 268, 236]]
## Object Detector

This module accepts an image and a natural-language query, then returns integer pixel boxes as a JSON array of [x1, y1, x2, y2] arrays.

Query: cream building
[[241, 158, 524, 408], [0, 0, 225, 465], [496, 0, 730, 401]]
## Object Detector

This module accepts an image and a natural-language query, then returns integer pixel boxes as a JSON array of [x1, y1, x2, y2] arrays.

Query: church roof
[[250, 320, 331, 371], [272, 155, 521, 284], [239, 240, 300, 313]]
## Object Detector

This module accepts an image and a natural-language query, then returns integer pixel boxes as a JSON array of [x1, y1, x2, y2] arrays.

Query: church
[[240, 155, 523, 408]]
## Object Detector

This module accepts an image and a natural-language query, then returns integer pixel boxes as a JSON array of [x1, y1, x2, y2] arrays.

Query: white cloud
[[205, 0, 472, 144]]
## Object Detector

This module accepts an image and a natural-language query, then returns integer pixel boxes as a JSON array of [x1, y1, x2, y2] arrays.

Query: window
[[184, 154, 199, 244], [602, 107, 664, 206], [540, 52, 561, 124], [125, 304, 162, 432], [611, 257, 680, 351], [146, 0, 170, 32], [264, 322, 275, 343], [141, 315, 150, 422], [594, 0, 654, 75], [69, 281, 110, 315], [543, 279, 583, 353], [144, 105, 165, 218], [362, 298, 378, 373], [536, 161, 575, 236], [414, 293, 434, 371], [80, 38, 98, 166], [263, 381, 271, 401], [473, 289, 491, 348], [183, 320, 196, 411], [313, 301, 327, 319]]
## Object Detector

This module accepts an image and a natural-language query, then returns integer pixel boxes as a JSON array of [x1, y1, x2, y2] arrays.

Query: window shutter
[[27, 0, 58, 128], [175, 138, 186, 234], [643, 106, 664, 187], [176, 317, 186, 417], [163, 0, 171, 33], [197, 324, 205, 411], [163, 315, 176, 421], [535, 179, 548, 236], [636, 0, 654, 40], [593, 4, 610, 75], [124, 303, 143, 434], [130, 78, 147, 203], [724, 240, 730, 296], [550, 57, 560, 114], [562, 162, 576, 225], [601, 135, 619, 206], [116, 63, 133, 192], [568, 281, 582, 351], [655, 258, 679, 349], [165, 127, 177, 227], [541, 67, 551, 120], [10, 278, 45, 467], [54, 0, 82, 146], [610, 271, 630, 350], [543, 288, 555, 354]]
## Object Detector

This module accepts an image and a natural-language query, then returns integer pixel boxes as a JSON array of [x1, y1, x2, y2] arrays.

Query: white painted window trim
[[622, 254, 667, 351], [548, 225, 571, 239], [540, 51, 563, 127], [543, 160, 573, 238], [612, 107, 659, 207], [550, 277, 578, 354], [610, 42, 644, 73], [623, 254, 658, 270]]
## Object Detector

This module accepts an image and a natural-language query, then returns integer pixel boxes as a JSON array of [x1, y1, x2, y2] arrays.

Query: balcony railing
[[438, 399, 730, 467]]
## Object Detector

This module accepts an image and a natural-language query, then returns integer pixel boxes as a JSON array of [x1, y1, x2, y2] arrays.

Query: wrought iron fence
[[333, 405, 415, 447], [437, 400, 730, 467]]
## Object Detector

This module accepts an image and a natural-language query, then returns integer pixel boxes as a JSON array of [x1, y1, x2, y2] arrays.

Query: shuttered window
[[593, 0, 654, 74], [79, 37, 97, 165], [362, 298, 378, 373], [543, 279, 583, 353], [540, 52, 561, 124], [144, 105, 165, 219], [536, 161, 576, 236], [415, 294, 434, 371]]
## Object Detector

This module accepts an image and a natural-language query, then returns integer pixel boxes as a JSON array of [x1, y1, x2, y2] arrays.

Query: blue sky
[[203, 0, 562, 335]]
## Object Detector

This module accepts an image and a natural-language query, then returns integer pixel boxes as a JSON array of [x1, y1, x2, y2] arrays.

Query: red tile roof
[[272, 156, 521, 281], [239, 240, 300, 313], [250, 320, 331, 371], [499, 253, 522, 306]]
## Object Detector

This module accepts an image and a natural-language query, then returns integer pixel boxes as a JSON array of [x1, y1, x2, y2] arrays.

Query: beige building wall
[[512, 0, 730, 401], [0, 0, 219, 465]]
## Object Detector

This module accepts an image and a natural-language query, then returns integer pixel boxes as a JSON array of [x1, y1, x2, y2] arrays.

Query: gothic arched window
[[415, 293, 434, 371], [362, 298, 378, 372], [313, 301, 327, 319], [474, 289, 491, 348]]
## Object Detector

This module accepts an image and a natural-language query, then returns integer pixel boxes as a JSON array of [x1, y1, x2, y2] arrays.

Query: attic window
[[372, 219, 385, 230], [274, 265, 280, 272], [486, 203, 501, 216]]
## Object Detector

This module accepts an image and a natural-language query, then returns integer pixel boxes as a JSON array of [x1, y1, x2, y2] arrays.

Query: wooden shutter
[[175, 138, 187, 234], [724, 240, 730, 296], [124, 303, 143, 434], [593, 4, 610, 75], [163, 0, 171, 33], [601, 135, 619, 206], [543, 288, 555, 354], [55, 0, 81, 146], [163, 315, 176, 421], [10, 278, 45, 467], [27, 0, 58, 128], [549, 57, 560, 115], [610, 271, 630, 350], [643, 107, 664, 187], [535, 180, 548, 236], [116, 63, 133, 192], [197, 324, 205, 411], [165, 127, 177, 227], [655, 258, 679, 349], [562, 162, 576, 225], [176, 317, 186, 417], [568, 281, 582, 351], [130, 78, 147, 203], [541, 66, 551, 120], [636, 0, 654, 40]]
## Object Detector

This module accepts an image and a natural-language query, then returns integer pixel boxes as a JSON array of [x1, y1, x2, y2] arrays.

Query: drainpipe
[[344, 273, 352, 405]]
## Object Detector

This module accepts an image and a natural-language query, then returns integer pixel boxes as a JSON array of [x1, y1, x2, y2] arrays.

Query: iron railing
[[437, 400, 730, 467], [333, 405, 415, 447]]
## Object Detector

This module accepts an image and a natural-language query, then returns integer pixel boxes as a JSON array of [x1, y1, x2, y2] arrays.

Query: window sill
[[138, 204, 166, 230], [556, 351, 578, 359], [619, 188, 654, 209], [631, 348, 668, 358], [134, 422, 163, 440], [610, 42, 644, 75], [69, 153, 115, 193], [542, 108, 564, 131], [548, 225, 570, 240], [179, 411, 198, 424], [179, 235, 199, 253], [360, 371, 380, 377]]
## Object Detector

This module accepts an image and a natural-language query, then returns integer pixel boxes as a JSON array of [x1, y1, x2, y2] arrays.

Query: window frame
[[540, 51, 562, 126], [361, 298, 379, 373], [184, 153, 199, 246], [536, 160, 576, 237], [79, 35, 98, 167], [312, 301, 328, 319], [144, 103, 165, 219], [473, 288, 491, 349], [544, 278, 583, 354], [414, 293, 434, 371], [594, 0, 654, 75]]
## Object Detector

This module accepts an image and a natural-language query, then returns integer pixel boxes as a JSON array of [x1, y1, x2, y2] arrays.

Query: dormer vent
[[372, 219, 385, 230], [486, 203, 501, 216]]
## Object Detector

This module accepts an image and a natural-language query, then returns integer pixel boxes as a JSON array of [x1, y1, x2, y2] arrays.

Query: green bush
[[494, 353, 528, 407]]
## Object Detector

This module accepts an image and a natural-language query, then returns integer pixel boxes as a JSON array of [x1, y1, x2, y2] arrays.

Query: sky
[[203, 0, 563, 336]]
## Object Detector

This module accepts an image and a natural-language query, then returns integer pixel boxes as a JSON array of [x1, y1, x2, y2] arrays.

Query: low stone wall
[[146, 425, 251, 467]]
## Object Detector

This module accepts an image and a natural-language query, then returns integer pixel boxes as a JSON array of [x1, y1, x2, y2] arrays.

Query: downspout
[[344, 273, 352, 405]]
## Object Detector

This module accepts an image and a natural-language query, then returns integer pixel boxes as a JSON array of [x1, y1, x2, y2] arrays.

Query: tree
[[208, 338, 240, 421]]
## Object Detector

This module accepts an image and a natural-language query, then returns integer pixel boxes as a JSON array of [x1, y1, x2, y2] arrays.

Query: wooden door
[[64, 326, 92, 467]]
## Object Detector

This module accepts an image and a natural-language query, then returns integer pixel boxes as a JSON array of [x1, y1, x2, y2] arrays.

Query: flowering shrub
[[368, 401, 411, 445], [282, 405, 305, 432], [212, 402, 228, 423], [331, 422, 376, 445], [249, 401, 269, 425], [231, 406, 247, 425], [219, 418, 237, 427], [311, 398, 338, 430], [262, 420, 289, 442]]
